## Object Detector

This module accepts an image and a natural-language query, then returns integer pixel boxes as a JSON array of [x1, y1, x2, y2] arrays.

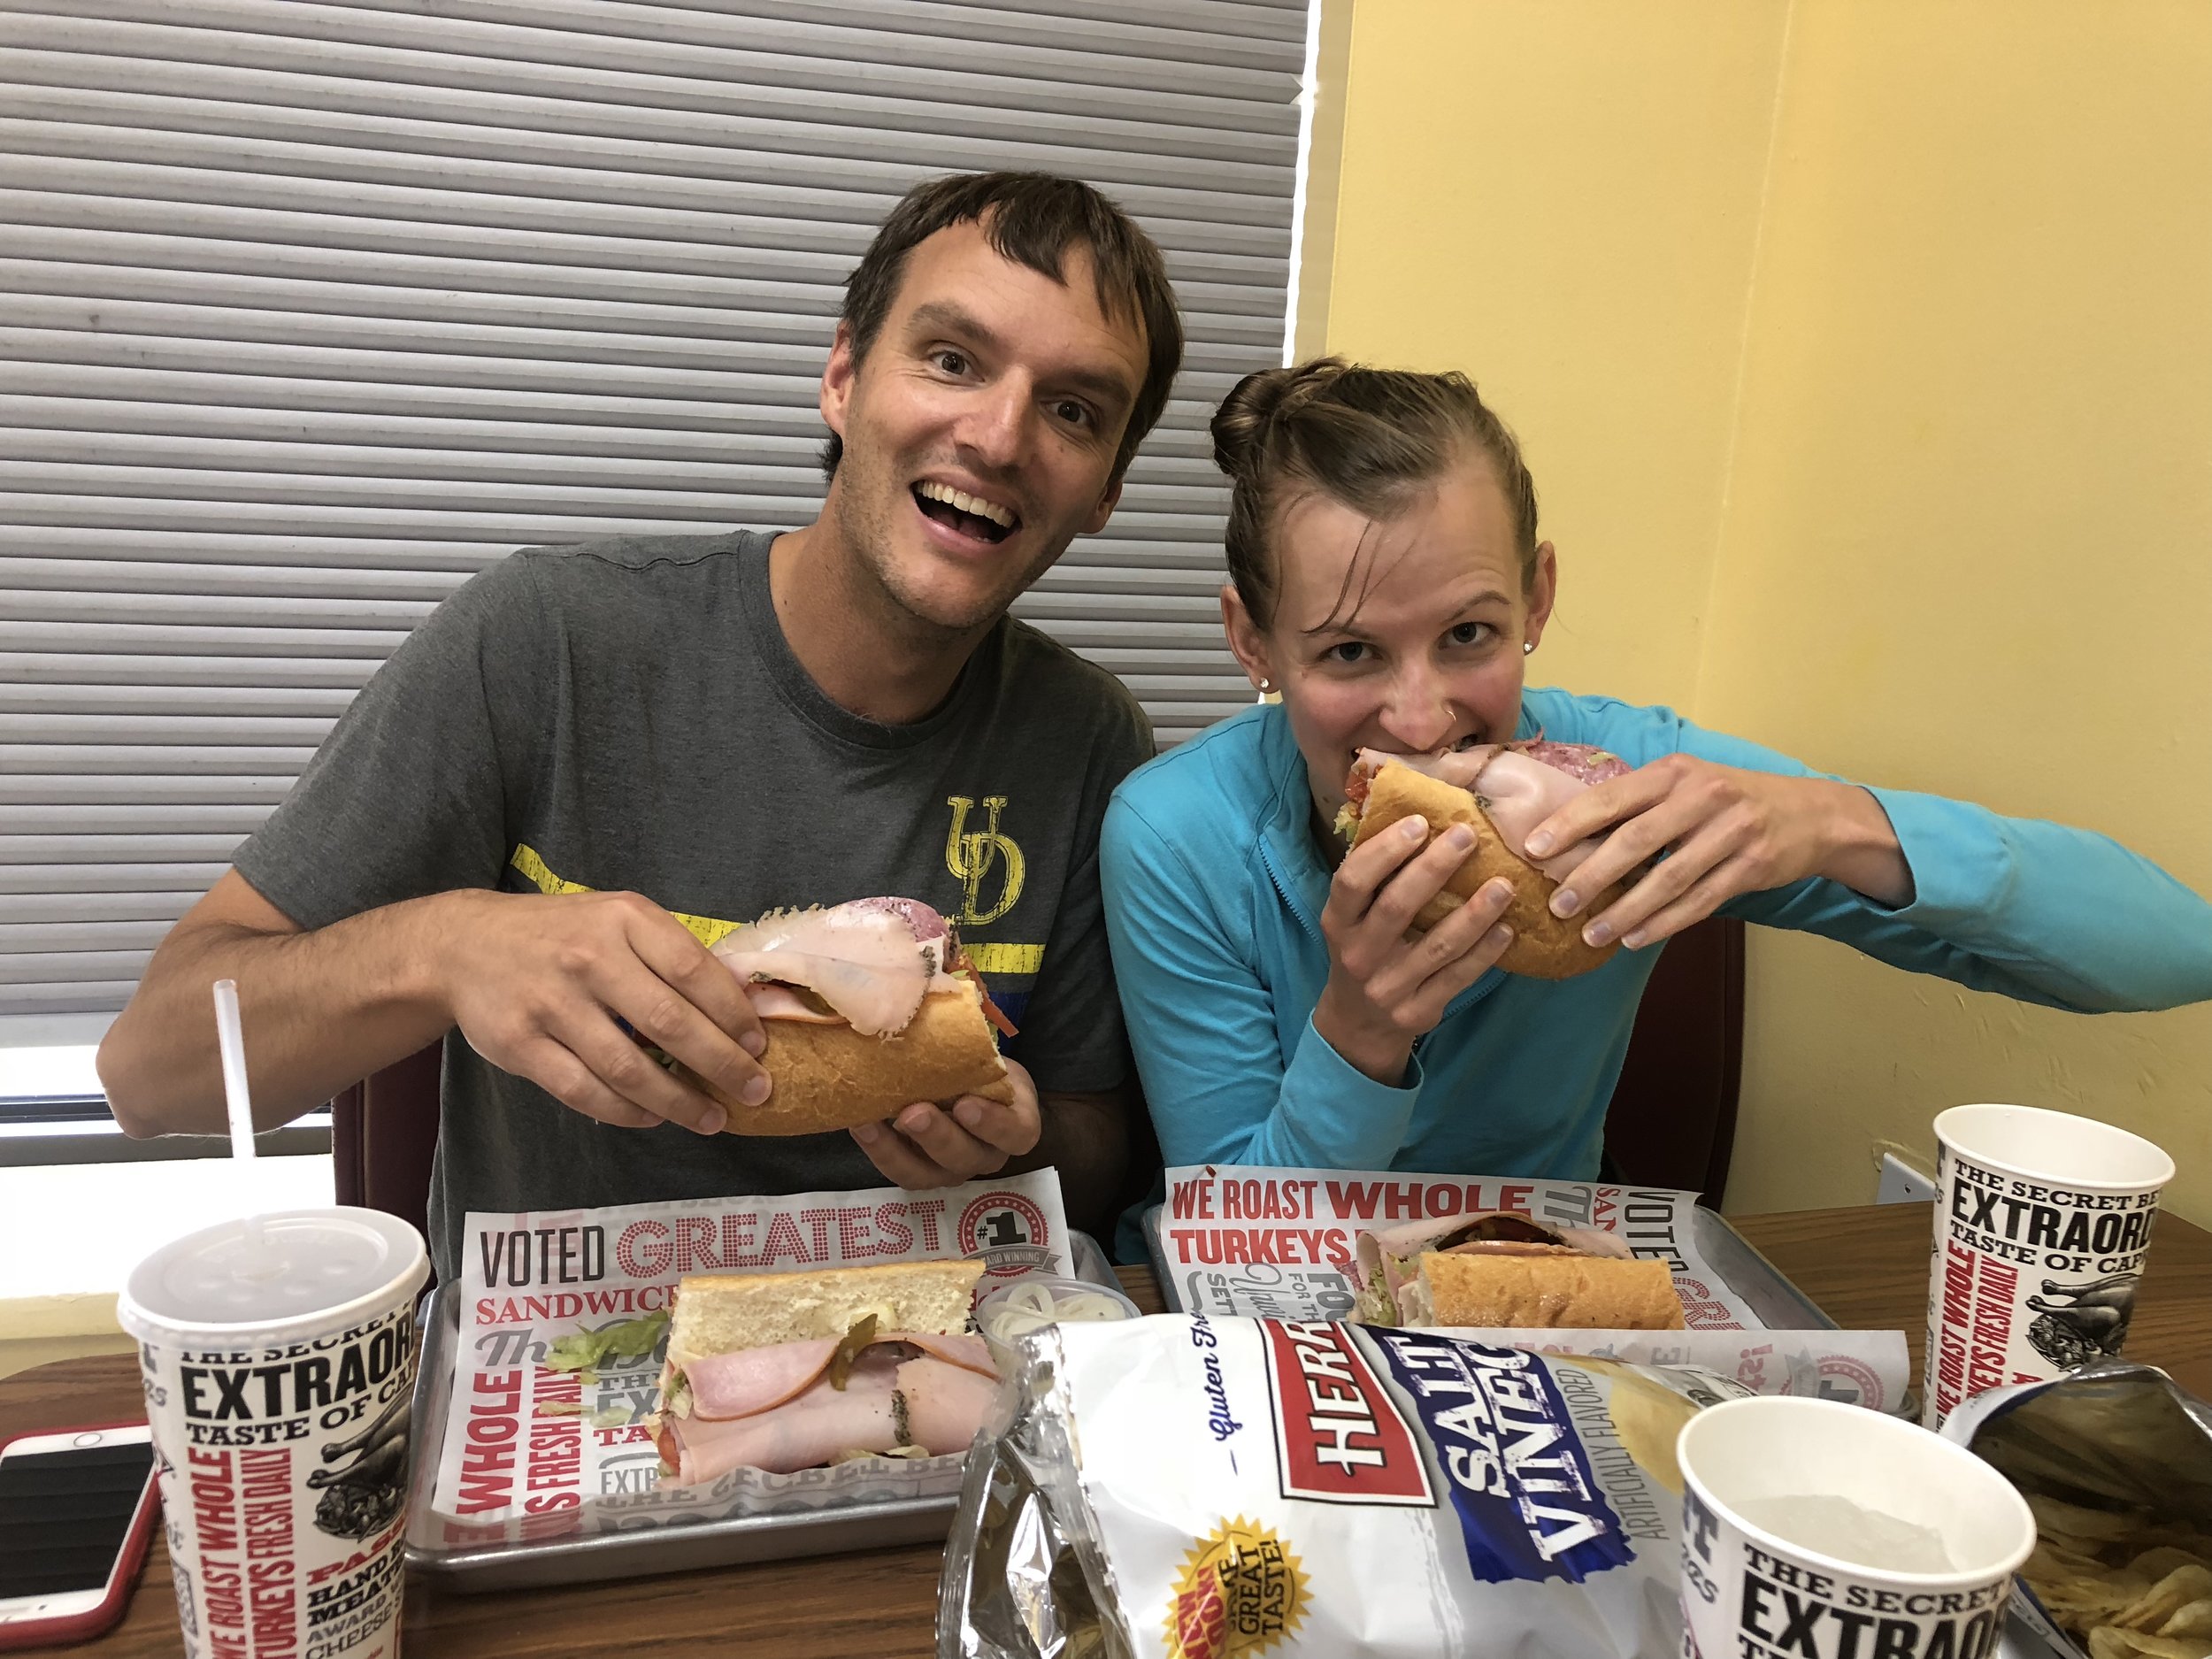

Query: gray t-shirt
[[234, 531, 1154, 1281]]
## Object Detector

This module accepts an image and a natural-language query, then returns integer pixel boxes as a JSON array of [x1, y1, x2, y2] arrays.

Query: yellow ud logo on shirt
[[945, 795, 1025, 926]]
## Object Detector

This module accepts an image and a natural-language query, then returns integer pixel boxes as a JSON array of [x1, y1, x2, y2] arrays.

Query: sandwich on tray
[[1337, 741, 1637, 979], [649, 1258, 1000, 1485], [657, 895, 1018, 1135], [1353, 1210, 1686, 1331]]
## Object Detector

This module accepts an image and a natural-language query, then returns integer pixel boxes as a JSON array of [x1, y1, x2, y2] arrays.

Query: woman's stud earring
[[1257, 679, 1271, 692], [1522, 641, 1535, 655]]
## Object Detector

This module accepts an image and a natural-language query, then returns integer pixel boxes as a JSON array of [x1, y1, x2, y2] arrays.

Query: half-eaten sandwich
[[1337, 741, 1636, 979], [674, 895, 1018, 1135], [649, 1258, 1000, 1485], [1353, 1210, 1686, 1331]]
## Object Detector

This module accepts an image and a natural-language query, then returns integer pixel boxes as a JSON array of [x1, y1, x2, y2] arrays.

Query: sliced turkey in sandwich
[[670, 895, 1018, 1135], [649, 1258, 1000, 1485], [1352, 1210, 1686, 1331], [1336, 741, 1637, 979]]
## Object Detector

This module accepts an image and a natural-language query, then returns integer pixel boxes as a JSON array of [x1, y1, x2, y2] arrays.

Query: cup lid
[[118, 1207, 428, 1347], [1934, 1103, 2175, 1193], [1677, 1395, 2038, 1583]]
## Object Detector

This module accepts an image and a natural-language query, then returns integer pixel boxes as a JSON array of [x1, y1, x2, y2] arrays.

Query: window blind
[[0, 0, 1307, 1020]]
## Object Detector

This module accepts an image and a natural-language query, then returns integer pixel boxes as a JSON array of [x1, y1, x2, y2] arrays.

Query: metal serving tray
[[1140, 1202, 1839, 1331], [402, 1232, 1119, 1593]]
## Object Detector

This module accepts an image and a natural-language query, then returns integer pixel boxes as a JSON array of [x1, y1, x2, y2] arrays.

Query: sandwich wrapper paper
[[416, 1169, 1069, 1547], [1151, 1165, 1911, 1412], [941, 1313, 1754, 1659]]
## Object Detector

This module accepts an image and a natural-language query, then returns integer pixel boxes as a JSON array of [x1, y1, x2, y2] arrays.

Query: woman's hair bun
[[1210, 357, 1348, 480]]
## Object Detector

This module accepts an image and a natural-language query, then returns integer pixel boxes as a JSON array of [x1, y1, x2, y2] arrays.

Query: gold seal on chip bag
[[1165, 1517, 1309, 1659]]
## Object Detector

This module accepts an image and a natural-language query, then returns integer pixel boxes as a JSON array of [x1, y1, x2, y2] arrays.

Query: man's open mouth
[[913, 480, 1019, 545]]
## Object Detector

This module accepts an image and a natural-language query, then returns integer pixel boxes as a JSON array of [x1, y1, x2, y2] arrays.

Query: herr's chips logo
[[1367, 1332, 1633, 1584], [1258, 1320, 1434, 1506], [1165, 1517, 1308, 1659]]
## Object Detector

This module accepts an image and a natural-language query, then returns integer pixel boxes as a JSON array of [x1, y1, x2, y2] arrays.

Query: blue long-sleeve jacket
[[1102, 692, 2212, 1255]]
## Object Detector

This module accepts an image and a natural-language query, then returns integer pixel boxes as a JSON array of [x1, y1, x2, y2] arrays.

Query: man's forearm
[[100, 892, 458, 1139], [1020, 1087, 1132, 1239]]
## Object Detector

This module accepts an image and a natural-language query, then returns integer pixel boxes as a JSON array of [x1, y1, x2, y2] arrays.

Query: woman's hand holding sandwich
[[442, 888, 771, 1135], [1524, 756, 1915, 953], [1313, 817, 1518, 1086], [849, 1056, 1041, 1187]]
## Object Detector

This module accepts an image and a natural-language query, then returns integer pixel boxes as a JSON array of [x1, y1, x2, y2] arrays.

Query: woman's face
[[1224, 456, 1557, 826]]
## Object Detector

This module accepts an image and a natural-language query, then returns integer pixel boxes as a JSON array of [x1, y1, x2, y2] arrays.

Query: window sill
[[0, 1111, 332, 1167]]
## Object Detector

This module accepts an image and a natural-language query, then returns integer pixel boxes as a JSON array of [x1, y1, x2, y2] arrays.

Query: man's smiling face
[[818, 218, 1152, 635]]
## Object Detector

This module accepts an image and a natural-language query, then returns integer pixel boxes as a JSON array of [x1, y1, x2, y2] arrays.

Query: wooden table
[[16, 1203, 2209, 1657]]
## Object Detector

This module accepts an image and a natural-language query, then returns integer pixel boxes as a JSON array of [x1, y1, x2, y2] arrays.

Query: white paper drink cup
[[116, 1207, 429, 1659], [1922, 1103, 2173, 1428], [1678, 1396, 2035, 1659]]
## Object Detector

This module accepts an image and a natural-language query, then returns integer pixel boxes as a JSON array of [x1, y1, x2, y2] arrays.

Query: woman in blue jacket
[[1101, 359, 2212, 1251]]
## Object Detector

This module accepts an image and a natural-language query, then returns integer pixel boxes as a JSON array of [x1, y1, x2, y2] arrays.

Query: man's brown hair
[[822, 171, 1185, 483]]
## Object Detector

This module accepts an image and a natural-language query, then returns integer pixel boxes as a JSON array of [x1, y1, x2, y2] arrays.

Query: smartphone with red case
[[0, 1422, 159, 1650]]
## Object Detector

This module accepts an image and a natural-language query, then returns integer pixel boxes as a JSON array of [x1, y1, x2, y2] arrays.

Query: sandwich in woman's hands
[[1337, 741, 1635, 979], [1353, 1210, 1686, 1331], [651, 1259, 999, 1484], [679, 896, 1018, 1135]]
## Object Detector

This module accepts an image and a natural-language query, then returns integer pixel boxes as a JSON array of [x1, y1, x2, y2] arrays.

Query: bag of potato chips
[[939, 1313, 1752, 1659], [1943, 1362, 2212, 1659]]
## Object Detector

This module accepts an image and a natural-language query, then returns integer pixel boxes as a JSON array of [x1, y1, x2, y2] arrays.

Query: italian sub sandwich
[[650, 1258, 1000, 1485], [1352, 1210, 1686, 1331], [1336, 741, 1637, 979], [664, 895, 1018, 1135]]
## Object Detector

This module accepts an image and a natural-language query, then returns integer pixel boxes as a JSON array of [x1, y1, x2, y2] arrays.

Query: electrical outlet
[[1877, 1151, 1937, 1204]]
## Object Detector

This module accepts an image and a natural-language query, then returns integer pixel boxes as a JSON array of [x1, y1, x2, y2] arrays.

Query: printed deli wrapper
[[1150, 1166, 1909, 1412], [1941, 1362, 2212, 1659], [415, 1169, 1068, 1548], [1157, 1168, 1745, 1324], [941, 1314, 1754, 1659]]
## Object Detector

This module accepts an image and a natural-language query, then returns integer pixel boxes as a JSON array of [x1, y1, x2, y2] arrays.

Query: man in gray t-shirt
[[99, 173, 1186, 1279]]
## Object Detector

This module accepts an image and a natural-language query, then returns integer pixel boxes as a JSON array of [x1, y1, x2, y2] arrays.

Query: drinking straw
[[212, 979, 272, 1257]]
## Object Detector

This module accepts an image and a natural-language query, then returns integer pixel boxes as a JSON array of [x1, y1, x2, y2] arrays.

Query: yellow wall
[[1323, 1, 2212, 1223], [1328, 1, 1793, 709]]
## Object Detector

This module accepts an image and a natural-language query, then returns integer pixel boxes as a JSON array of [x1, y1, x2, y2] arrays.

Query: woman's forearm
[[1311, 989, 1417, 1086], [1814, 780, 1916, 908]]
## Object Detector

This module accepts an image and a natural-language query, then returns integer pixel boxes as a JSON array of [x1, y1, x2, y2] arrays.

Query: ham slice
[[680, 1337, 842, 1419], [741, 986, 846, 1025], [657, 1360, 902, 1482], [711, 898, 963, 1037], [900, 1333, 995, 1379], [1348, 741, 1632, 884], [895, 1356, 999, 1456], [679, 1331, 1000, 1421], [655, 1344, 1003, 1484], [1513, 740, 1633, 787]]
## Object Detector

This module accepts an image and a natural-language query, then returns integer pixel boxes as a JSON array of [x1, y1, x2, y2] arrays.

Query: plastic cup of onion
[[977, 1273, 1141, 1365]]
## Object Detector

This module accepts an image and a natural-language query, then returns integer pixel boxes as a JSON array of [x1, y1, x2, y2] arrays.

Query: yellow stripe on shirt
[[508, 843, 739, 948], [506, 844, 1041, 970], [964, 942, 1044, 976], [508, 842, 589, 898]]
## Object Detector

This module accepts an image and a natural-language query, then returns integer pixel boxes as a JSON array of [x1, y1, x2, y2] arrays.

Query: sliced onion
[[980, 1283, 1132, 1344]]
